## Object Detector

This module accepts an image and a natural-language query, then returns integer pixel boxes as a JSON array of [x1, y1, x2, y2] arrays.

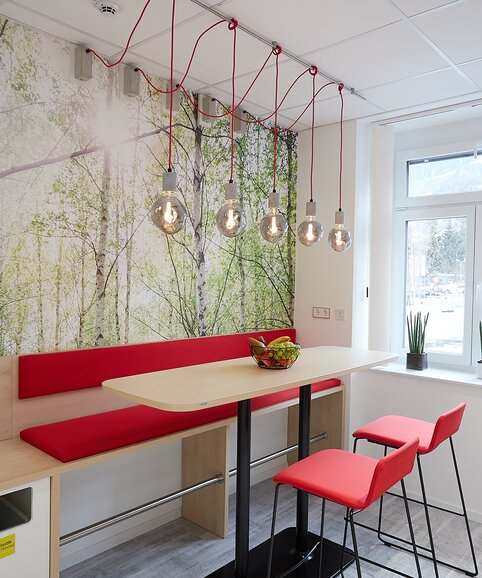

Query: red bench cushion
[[20, 379, 341, 462], [18, 329, 296, 399]]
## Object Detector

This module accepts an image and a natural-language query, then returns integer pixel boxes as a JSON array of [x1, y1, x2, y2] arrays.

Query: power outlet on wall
[[312, 307, 330, 319]]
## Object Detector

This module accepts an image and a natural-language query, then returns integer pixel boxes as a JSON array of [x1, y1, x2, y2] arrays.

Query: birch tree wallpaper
[[0, 19, 297, 355]]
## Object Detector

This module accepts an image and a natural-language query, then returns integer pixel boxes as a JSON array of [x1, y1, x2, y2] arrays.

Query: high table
[[103, 346, 396, 578]]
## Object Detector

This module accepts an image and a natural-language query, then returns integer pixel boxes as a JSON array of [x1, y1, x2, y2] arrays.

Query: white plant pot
[[477, 362, 482, 380]]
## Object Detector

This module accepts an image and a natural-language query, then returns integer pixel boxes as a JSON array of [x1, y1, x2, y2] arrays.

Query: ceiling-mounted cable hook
[[309, 65, 318, 76], [228, 18, 238, 30], [272, 43, 282, 56]]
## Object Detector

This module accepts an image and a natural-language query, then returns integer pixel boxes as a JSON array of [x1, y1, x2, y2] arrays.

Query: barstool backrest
[[428, 402, 466, 453], [364, 437, 419, 508]]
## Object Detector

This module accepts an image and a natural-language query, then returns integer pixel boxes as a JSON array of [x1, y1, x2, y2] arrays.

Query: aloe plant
[[406, 311, 429, 354]]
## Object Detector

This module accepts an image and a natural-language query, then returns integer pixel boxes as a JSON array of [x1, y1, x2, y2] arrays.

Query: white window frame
[[392, 141, 482, 368], [391, 205, 475, 367]]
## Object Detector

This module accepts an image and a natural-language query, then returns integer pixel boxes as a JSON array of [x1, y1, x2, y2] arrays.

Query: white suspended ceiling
[[1, 0, 482, 129]]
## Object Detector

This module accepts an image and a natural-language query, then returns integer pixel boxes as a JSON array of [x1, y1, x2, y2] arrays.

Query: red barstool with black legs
[[266, 438, 422, 578], [352, 403, 478, 577]]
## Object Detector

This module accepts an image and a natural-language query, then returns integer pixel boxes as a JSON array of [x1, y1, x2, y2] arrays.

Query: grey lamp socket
[[306, 201, 317, 217], [224, 181, 238, 200], [268, 192, 280, 209], [163, 170, 177, 192], [335, 209, 345, 225]]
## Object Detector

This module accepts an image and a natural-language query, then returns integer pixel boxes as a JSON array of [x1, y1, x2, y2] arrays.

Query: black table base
[[206, 527, 355, 578]]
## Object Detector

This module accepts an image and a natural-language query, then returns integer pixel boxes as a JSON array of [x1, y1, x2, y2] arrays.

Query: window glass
[[408, 153, 482, 197], [405, 216, 467, 355]]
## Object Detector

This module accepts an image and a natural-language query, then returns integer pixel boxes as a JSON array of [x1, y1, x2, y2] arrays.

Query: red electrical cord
[[338, 83, 344, 211], [309, 66, 317, 202], [87, 0, 153, 68], [136, 19, 225, 94], [229, 20, 238, 182], [168, 0, 176, 170], [272, 45, 281, 192], [177, 44, 276, 122], [338, 82, 345, 211], [86, 0, 345, 157], [188, 61, 309, 126]]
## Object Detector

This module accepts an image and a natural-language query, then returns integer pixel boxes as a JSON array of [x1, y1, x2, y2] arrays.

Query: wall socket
[[312, 307, 330, 319], [334, 308, 345, 321]]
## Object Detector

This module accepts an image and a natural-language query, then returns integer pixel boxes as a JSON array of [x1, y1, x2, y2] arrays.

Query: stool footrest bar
[[352, 519, 477, 576], [385, 490, 465, 517]]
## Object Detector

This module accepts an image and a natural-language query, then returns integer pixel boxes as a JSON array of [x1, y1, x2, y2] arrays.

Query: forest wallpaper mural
[[0, 19, 297, 355]]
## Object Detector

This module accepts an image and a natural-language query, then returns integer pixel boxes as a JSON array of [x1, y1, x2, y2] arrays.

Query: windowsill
[[370, 361, 482, 389]]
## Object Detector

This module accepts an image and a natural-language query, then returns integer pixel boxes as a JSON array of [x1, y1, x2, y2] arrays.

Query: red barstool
[[266, 438, 422, 578], [352, 403, 477, 577]]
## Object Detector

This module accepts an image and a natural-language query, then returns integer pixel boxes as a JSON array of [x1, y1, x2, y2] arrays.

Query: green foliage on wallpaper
[[0, 18, 297, 355]]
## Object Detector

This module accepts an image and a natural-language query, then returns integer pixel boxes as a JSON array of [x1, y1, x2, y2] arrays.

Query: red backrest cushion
[[364, 437, 419, 507], [18, 329, 296, 399], [428, 402, 466, 452]]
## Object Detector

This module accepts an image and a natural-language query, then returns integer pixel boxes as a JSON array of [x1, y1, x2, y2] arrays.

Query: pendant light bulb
[[328, 209, 351, 253], [297, 201, 323, 247], [216, 181, 246, 238], [151, 170, 187, 235], [260, 192, 287, 243]]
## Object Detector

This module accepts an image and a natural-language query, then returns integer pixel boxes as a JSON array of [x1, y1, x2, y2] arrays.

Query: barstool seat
[[352, 403, 465, 454], [274, 449, 378, 510], [266, 439, 422, 578]]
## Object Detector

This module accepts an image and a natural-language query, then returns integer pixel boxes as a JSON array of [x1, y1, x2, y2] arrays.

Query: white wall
[[294, 122, 356, 348]]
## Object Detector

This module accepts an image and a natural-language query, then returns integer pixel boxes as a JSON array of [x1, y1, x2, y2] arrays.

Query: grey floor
[[61, 478, 482, 578]]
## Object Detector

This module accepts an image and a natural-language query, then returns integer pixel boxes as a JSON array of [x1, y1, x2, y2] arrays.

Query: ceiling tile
[[2, 0, 206, 55], [390, 0, 459, 17], [413, 0, 482, 64], [211, 60, 340, 120], [222, 0, 402, 55], [306, 20, 448, 90], [1, 1, 122, 55], [362, 68, 478, 110], [284, 93, 384, 127], [132, 12, 285, 86], [460, 60, 482, 89]]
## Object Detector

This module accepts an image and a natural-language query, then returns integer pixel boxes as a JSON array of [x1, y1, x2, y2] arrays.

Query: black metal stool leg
[[340, 507, 350, 577], [349, 509, 363, 578], [376, 445, 388, 541], [317, 499, 326, 578], [401, 478, 422, 578], [417, 454, 440, 578], [266, 483, 281, 578], [449, 436, 478, 577]]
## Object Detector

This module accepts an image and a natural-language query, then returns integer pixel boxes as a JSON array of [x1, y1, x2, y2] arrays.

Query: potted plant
[[477, 321, 482, 379], [406, 311, 429, 370]]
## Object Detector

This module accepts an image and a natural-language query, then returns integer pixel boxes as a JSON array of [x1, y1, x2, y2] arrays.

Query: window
[[392, 144, 482, 367]]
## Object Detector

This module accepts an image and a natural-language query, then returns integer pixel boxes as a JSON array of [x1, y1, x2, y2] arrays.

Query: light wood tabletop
[[102, 346, 397, 412]]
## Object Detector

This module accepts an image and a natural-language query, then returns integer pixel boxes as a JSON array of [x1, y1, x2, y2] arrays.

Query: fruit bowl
[[249, 336, 301, 370]]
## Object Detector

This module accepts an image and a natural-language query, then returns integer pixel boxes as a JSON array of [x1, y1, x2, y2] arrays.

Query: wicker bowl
[[250, 343, 301, 370]]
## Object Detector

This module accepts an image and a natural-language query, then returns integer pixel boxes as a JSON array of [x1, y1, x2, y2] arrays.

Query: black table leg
[[235, 399, 251, 578], [206, 386, 354, 577], [296, 383, 312, 554]]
